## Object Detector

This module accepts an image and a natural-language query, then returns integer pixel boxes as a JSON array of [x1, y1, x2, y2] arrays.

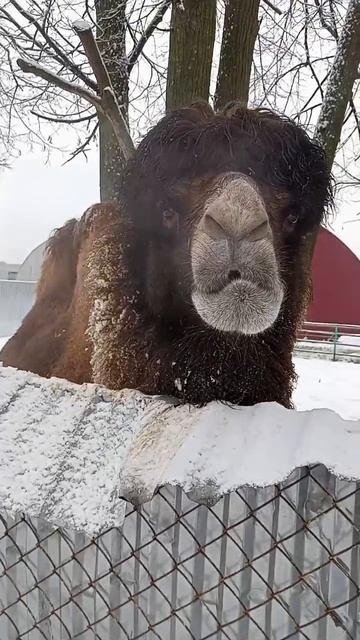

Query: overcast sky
[[0, 149, 99, 264], [0, 148, 359, 265]]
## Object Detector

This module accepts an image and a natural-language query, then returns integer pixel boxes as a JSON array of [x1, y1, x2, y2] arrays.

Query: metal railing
[[296, 321, 360, 363], [1, 465, 360, 639]]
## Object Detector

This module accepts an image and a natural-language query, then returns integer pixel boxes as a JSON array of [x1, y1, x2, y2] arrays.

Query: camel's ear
[[187, 100, 214, 120], [221, 100, 247, 118], [77, 201, 131, 237]]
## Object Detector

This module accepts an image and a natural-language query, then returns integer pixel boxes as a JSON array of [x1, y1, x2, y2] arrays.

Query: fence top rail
[[298, 333, 360, 340], [0, 365, 359, 537], [297, 340, 360, 347], [302, 321, 360, 330], [299, 331, 340, 337], [0, 278, 37, 285]]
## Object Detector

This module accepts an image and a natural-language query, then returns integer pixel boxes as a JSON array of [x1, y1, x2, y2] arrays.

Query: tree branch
[[0, 6, 57, 59], [314, 0, 338, 40], [73, 20, 134, 161], [312, 1, 360, 146], [314, 0, 360, 169], [31, 110, 96, 125], [17, 57, 103, 110], [63, 122, 99, 164], [304, 0, 360, 272], [17, 21, 135, 164], [128, 0, 172, 73], [262, 0, 282, 15], [304, 0, 324, 101], [9, 0, 98, 92]]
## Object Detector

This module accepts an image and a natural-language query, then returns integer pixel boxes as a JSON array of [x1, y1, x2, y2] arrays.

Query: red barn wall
[[307, 227, 360, 327]]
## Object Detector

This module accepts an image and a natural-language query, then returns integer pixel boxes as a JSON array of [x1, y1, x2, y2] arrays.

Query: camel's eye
[[284, 212, 299, 231], [162, 209, 179, 232]]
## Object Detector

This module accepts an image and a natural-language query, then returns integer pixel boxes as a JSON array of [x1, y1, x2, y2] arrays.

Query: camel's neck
[[169, 325, 296, 408], [90, 302, 296, 408]]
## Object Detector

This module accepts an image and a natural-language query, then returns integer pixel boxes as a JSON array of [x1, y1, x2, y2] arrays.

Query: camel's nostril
[[228, 269, 241, 282]]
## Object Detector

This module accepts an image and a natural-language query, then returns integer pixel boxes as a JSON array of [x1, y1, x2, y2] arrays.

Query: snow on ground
[[0, 334, 359, 420], [338, 335, 360, 347], [294, 357, 359, 420], [0, 337, 9, 350]]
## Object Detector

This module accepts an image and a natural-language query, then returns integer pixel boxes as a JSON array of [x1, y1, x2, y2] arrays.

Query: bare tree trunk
[[214, 0, 260, 111], [305, 0, 360, 269], [314, 0, 360, 169], [95, 0, 128, 202], [166, 0, 216, 111]]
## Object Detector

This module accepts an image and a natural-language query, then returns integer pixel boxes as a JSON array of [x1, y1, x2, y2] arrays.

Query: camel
[[0, 102, 332, 407]]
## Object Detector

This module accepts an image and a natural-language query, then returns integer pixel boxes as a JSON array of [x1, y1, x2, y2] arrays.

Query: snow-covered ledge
[[0, 365, 359, 537]]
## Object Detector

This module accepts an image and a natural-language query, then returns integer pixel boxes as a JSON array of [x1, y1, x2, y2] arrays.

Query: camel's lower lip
[[192, 277, 284, 335], [196, 277, 265, 297]]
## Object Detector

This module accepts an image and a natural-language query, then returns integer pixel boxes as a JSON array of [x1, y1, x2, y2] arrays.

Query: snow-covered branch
[[17, 20, 135, 162], [9, 0, 97, 91], [315, 0, 360, 168], [73, 20, 134, 160], [17, 57, 102, 110]]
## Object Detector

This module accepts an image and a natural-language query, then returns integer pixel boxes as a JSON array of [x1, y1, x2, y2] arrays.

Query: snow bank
[[0, 336, 9, 350], [0, 365, 359, 536], [294, 356, 360, 420], [338, 335, 360, 347]]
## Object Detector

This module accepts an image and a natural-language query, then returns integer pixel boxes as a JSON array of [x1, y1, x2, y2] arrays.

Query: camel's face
[[144, 171, 294, 335], [190, 173, 284, 334]]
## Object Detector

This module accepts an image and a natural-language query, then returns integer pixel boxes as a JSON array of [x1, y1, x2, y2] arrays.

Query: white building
[[0, 241, 46, 337], [17, 241, 47, 282], [0, 261, 20, 280]]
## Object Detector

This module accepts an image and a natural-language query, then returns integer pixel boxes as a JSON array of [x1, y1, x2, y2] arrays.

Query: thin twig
[[262, 0, 282, 16], [304, 0, 324, 101], [128, 0, 172, 73], [63, 122, 99, 164], [314, 0, 338, 40], [31, 110, 96, 125]]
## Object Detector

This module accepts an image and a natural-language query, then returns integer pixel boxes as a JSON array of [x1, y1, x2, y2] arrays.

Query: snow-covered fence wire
[[0, 280, 36, 337], [0, 366, 360, 639]]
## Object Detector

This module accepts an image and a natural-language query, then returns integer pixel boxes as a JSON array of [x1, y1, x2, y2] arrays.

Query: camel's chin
[[192, 278, 284, 335]]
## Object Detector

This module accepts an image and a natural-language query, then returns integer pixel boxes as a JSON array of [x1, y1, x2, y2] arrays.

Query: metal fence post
[[333, 325, 339, 361]]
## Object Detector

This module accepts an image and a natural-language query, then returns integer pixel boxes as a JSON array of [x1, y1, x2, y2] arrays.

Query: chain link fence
[[1, 464, 360, 640]]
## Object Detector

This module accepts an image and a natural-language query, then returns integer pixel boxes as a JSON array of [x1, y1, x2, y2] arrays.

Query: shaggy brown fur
[[0, 102, 332, 407]]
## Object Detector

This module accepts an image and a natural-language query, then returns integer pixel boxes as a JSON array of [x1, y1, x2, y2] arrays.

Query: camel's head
[[189, 172, 283, 334], [125, 103, 331, 336]]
